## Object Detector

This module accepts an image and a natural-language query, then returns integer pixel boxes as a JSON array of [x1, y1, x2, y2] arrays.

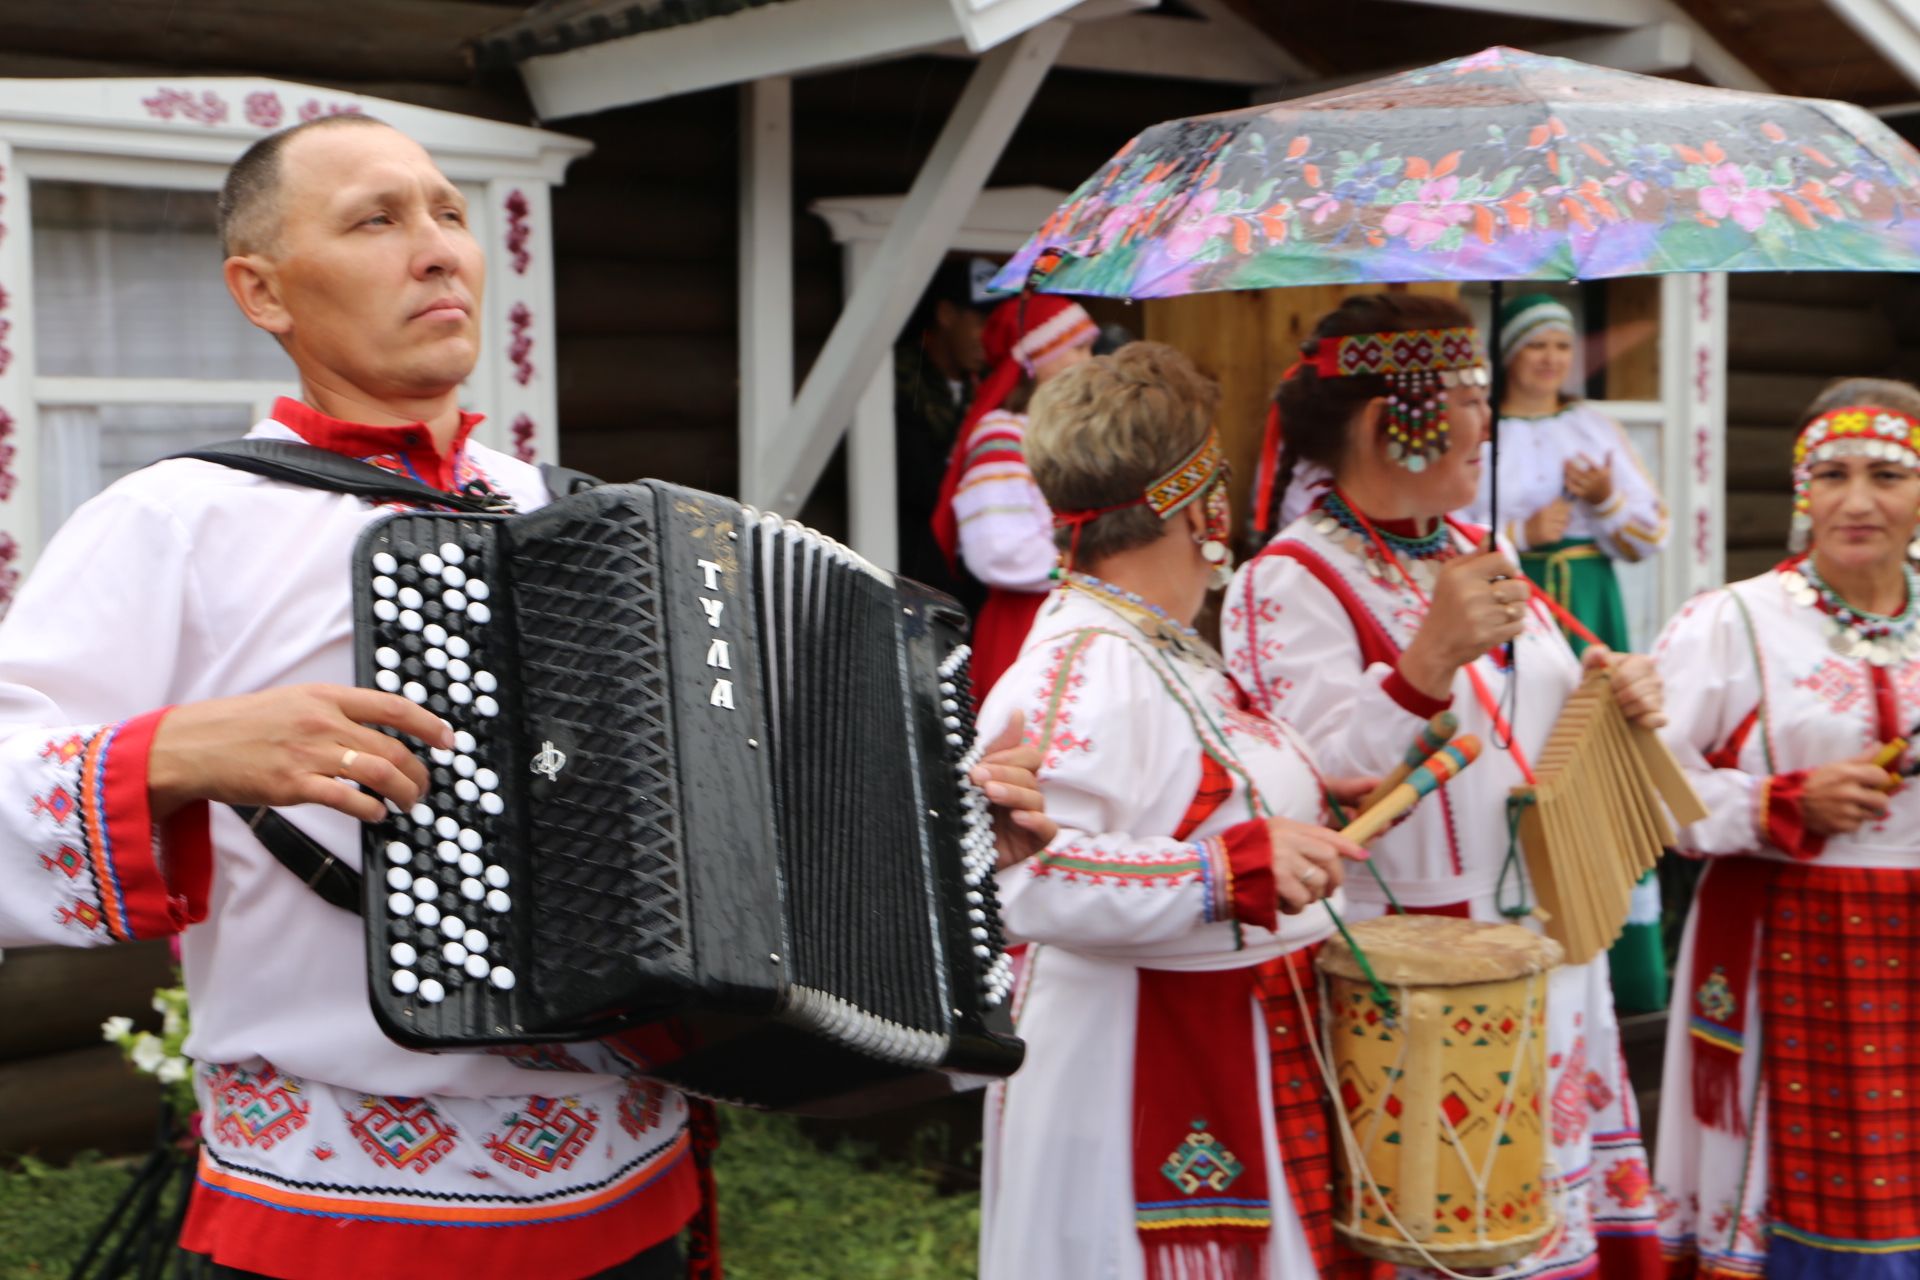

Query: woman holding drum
[[1651, 379, 1920, 1279], [975, 340, 1376, 1279], [1222, 293, 1665, 1277]]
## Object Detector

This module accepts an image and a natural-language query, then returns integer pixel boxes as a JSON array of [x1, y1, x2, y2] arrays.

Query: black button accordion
[[351, 480, 1023, 1113]]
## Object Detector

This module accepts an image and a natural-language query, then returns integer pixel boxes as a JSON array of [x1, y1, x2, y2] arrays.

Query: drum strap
[[158, 439, 607, 914]]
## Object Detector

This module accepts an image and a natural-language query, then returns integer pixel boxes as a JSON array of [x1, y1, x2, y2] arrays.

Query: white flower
[[100, 1015, 134, 1042], [130, 1035, 165, 1073], [152, 993, 170, 1015], [155, 1057, 188, 1084]]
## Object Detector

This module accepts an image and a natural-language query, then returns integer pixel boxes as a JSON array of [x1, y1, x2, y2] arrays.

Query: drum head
[[1316, 915, 1563, 986]]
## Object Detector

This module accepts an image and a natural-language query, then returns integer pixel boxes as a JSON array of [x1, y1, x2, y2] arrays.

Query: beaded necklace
[[1780, 556, 1920, 666], [1060, 572, 1223, 669]]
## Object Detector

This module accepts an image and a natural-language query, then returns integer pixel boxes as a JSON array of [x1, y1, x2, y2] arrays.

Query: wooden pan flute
[[1511, 673, 1708, 965]]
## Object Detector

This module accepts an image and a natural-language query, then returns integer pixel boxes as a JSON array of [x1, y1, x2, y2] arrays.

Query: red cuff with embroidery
[[87, 708, 212, 941], [1211, 819, 1278, 933], [1761, 769, 1827, 862], [1384, 667, 1453, 719]]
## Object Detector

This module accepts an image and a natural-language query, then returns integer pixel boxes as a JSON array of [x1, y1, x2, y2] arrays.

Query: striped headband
[[1789, 405, 1920, 551], [1498, 296, 1575, 366]]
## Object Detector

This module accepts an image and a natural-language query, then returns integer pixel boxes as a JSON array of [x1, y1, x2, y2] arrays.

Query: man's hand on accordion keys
[[976, 710, 1056, 871], [148, 683, 455, 823]]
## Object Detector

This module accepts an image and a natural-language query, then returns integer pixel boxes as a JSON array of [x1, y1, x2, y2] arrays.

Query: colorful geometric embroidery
[[32, 786, 74, 824], [40, 735, 84, 764], [1604, 1157, 1652, 1209], [55, 899, 103, 931], [208, 1063, 311, 1150], [348, 1096, 459, 1173], [619, 1078, 665, 1139], [1696, 967, 1738, 1024], [1161, 1119, 1245, 1194], [484, 1096, 597, 1178], [1550, 1036, 1591, 1146], [1144, 428, 1225, 518], [38, 845, 84, 878], [1794, 657, 1867, 715]]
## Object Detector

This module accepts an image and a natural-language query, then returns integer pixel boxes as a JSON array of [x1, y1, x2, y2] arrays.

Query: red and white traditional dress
[[1223, 498, 1663, 1279], [1652, 563, 1920, 1279], [0, 399, 700, 1280], [977, 578, 1368, 1280]]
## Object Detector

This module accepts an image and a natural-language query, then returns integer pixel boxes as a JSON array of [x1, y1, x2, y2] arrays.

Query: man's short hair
[[906, 257, 988, 338], [216, 113, 390, 258]]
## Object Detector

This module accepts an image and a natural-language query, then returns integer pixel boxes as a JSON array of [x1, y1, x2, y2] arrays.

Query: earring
[[1908, 507, 1920, 560]]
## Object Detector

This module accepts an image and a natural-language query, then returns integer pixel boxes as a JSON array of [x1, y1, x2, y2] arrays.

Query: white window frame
[[0, 77, 589, 594]]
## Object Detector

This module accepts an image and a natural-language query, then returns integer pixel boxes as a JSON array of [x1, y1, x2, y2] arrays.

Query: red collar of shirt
[[271, 396, 486, 493]]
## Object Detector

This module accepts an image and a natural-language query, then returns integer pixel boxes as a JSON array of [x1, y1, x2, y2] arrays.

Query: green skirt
[[1519, 538, 1667, 1013]]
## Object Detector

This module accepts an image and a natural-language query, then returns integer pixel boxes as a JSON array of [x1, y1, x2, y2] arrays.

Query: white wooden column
[[841, 240, 898, 567], [1659, 271, 1728, 615], [481, 179, 559, 465], [752, 21, 1067, 512], [738, 77, 794, 499], [0, 141, 43, 611]]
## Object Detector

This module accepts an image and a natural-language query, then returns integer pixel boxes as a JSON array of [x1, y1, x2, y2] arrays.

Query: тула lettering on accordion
[[351, 480, 1024, 1114]]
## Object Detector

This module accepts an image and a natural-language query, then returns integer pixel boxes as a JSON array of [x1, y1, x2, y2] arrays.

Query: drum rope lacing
[[1279, 948, 1570, 1278]]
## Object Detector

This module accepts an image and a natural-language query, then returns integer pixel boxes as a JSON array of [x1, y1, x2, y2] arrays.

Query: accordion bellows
[[351, 480, 1023, 1113]]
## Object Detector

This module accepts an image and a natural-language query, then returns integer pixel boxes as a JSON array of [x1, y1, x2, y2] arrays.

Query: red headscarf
[[930, 295, 1097, 571]]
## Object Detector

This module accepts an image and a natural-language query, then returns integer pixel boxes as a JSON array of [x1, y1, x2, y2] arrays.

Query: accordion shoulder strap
[[168, 439, 514, 512], [231, 804, 363, 914]]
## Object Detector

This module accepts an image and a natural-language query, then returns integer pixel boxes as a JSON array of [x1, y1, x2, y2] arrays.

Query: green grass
[[0, 1111, 979, 1280]]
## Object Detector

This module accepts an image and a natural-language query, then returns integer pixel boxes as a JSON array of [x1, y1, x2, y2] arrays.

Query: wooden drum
[[1317, 915, 1563, 1267]]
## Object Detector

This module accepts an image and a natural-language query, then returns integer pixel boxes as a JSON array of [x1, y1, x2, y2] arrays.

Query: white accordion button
[[436, 841, 460, 864], [397, 586, 423, 610], [425, 623, 449, 647], [454, 730, 477, 753], [424, 649, 447, 671], [389, 941, 417, 967], [387, 892, 414, 917], [386, 867, 411, 891], [372, 576, 397, 599], [439, 541, 464, 565], [465, 953, 490, 980], [446, 636, 471, 660], [414, 901, 441, 928], [419, 552, 444, 576], [430, 747, 454, 766], [392, 969, 419, 995], [374, 670, 401, 694], [489, 965, 516, 990], [468, 602, 492, 625], [466, 579, 490, 601], [399, 610, 423, 633], [373, 599, 399, 622], [442, 941, 468, 966], [474, 670, 497, 694], [418, 977, 445, 1004], [409, 803, 433, 826], [475, 695, 499, 718], [449, 684, 472, 707], [375, 646, 400, 669], [483, 864, 509, 889], [434, 816, 458, 839], [385, 841, 411, 865], [479, 792, 504, 815], [454, 755, 476, 778], [454, 778, 479, 802], [474, 768, 499, 791], [372, 552, 398, 575], [443, 565, 467, 589], [463, 929, 487, 953], [486, 889, 510, 913], [410, 876, 437, 901], [458, 827, 482, 852], [458, 852, 482, 877], [440, 914, 465, 939], [444, 590, 468, 612], [446, 658, 472, 683], [460, 877, 484, 901]]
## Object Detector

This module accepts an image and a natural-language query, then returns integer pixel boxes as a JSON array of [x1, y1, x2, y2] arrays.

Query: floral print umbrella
[[992, 46, 1920, 298]]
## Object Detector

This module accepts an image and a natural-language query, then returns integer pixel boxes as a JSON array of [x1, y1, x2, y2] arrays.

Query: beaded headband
[[1053, 427, 1228, 566], [1790, 405, 1920, 551], [1294, 327, 1490, 473]]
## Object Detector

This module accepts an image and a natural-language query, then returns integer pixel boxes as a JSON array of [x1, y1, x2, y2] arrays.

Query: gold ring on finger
[[340, 748, 359, 773], [1506, 604, 1521, 621]]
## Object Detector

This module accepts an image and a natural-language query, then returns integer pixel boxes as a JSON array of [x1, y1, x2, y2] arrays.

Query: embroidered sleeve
[[951, 411, 1058, 592], [1590, 416, 1669, 562], [0, 488, 213, 948], [1222, 554, 1431, 780], [1652, 589, 1766, 857], [977, 629, 1275, 951]]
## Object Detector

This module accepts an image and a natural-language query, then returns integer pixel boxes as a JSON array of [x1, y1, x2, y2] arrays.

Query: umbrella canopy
[[993, 46, 1920, 298]]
